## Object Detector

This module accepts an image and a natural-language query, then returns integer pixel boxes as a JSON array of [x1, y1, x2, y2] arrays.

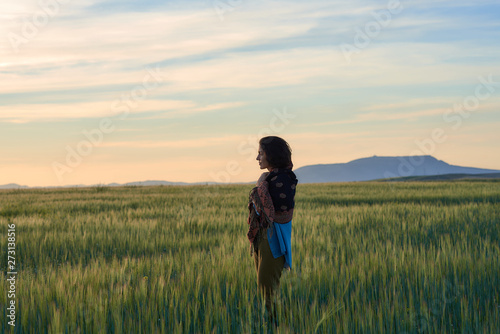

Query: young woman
[[247, 136, 298, 324]]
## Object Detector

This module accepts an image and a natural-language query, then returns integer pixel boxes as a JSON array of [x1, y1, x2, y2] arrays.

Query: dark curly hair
[[259, 136, 293, 169]]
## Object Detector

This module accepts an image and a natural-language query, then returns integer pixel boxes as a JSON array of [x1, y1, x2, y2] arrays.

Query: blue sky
[[0, 0, 499, 187]]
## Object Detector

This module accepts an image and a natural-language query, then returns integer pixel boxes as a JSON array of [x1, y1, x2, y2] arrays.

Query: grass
[[0, 181, 499, 333]]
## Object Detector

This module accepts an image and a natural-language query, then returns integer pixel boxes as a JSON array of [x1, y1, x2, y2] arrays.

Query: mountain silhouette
[[293, 155, 500, 183]]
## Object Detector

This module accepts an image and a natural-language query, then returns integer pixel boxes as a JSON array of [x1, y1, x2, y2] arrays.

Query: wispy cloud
[[0, 100, 249, 123], [100, 134, 244, 149], [0, 100, 195, 123]]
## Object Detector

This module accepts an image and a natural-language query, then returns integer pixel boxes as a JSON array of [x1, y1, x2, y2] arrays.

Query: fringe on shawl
[[247, 185, 275, 256]]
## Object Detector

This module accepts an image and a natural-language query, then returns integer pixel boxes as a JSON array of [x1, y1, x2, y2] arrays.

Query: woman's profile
[[247, 136, 298, 326]]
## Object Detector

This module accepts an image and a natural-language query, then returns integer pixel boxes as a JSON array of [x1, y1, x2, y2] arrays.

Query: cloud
[[100, 134, 244, 149], [299, 97, 500, 127], [0, 99, 250, 123], [0, 2, 318, 73], [2, 0, 498, 99], [132, 102, 247, 120], [0, 100, 193, 123]]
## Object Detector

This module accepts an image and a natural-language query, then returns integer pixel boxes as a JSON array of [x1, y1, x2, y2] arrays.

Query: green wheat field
[[1, 181, 499, 333]]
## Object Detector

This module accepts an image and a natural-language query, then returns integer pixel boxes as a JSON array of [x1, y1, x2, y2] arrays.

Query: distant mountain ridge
[[1, 156, 499, 189], [0, 180, 209, 190], [293, 155, 500, 183], [0, 180, 251, 190], [0, 183, 30, 190], [380, 172, 500, 182]]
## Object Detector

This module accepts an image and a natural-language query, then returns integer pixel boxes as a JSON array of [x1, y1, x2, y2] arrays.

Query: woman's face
[[256, 146, 271, 170]]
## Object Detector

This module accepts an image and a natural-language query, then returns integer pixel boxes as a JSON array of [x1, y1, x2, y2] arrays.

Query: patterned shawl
[[247, 164, 298, 255]]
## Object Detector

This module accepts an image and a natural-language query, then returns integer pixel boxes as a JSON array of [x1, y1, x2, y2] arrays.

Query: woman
[[247, 136, 298, 324]]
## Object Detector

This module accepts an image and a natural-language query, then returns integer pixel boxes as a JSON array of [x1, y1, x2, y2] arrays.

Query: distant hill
[[378, 172, 500, 182], [2, 156, 499, 189], [375, 173, 500, 182], [0, 180, 237, 190], [0, 183, 29, 190], [121, 180, 191, 187], [294, 156, 500, 183]]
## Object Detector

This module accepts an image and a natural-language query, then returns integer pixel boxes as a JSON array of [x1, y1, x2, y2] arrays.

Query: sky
[[0, 0, 499, 187]]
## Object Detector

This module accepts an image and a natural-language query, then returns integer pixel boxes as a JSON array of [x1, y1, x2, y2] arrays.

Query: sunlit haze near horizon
[[1, 0, 499, 187]]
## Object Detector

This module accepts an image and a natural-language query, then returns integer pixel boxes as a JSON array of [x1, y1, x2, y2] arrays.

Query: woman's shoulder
[[266, 169, 297, 183], [256, 172, 270, 186], [266, 169, 298, 189]]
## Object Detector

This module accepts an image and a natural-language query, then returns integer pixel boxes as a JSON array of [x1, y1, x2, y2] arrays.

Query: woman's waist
[[273, 210, 293, 224]]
